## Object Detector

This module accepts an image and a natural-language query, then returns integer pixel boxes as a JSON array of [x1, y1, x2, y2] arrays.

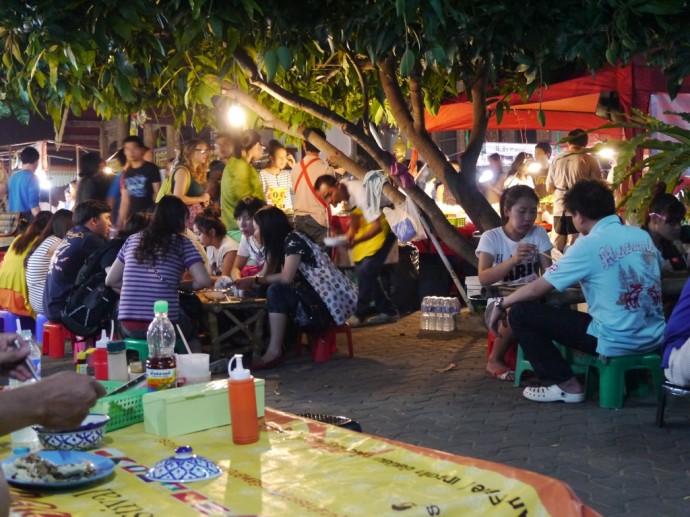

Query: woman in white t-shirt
[[476, 185, 552, 381], [230, 197, 266, 281], [502, 161, 536, 190], [193, 209, 238, 279]]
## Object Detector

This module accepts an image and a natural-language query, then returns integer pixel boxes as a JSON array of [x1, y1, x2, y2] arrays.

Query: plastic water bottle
[[450, 298, 461, 331], [427, 297, 437, 331], [10, 330, 42, 447], [442, 298, 454, 332], [434, 297, 445, 332], [146, 300, 177, 391], [420, 297, 430, 330]]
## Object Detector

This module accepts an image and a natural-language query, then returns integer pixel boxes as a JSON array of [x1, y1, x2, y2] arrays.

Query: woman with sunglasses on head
[[643, 183, 687, 272], [159, 139, 211, 229]]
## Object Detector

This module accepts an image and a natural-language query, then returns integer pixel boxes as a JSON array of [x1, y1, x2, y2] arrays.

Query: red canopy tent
[[425, 64, 632, 134]]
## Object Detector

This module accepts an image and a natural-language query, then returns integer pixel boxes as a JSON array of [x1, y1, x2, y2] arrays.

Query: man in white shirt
[[291, 128, 335, 249]]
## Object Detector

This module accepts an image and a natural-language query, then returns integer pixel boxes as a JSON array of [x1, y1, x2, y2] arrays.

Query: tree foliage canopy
[[1, 0, 688, 261]]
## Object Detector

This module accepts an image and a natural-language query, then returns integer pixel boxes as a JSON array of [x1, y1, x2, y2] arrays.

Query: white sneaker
[[346, 315, 363, 327], [522, 384, 585, 403]]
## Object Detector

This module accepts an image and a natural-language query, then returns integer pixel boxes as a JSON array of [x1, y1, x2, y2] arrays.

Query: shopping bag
[[383, 197, 426, 242]]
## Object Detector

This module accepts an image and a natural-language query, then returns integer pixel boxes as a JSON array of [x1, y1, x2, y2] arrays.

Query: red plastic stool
[[43, 322, 78, 359], [295, 324, 354, 363]]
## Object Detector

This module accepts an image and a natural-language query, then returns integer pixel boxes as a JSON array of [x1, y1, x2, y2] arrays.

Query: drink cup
[[176, 353, 210, 386]]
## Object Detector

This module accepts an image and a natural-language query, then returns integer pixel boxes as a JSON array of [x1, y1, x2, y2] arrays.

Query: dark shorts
[[554, 215, 577, 236]]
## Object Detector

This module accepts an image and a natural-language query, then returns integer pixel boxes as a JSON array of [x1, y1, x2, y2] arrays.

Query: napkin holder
[[143, 378, 265, 437]]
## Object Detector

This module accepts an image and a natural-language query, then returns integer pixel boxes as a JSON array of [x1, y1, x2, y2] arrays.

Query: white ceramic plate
[[1, 451, 115, 489]]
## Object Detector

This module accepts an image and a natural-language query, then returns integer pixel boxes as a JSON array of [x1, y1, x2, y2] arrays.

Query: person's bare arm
[[105, 258, 124, 293], [230, 254, 249, 281], [118, 189, 130, 229], [488, 277, 555, 332], [0, 371, 105, 435], [187, 261, 212, 291]]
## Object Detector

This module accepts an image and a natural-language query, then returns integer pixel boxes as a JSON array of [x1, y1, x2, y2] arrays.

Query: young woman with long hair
[[25, 210, 74, 315], [193, 208, 238, 279], [235, 206, 357, 370], [476, 185, 553, 381], [106, 196, 211, 349], [0, 211, 52, 316]]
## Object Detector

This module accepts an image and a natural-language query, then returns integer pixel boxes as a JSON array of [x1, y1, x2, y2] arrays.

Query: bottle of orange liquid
[[227, 354, 259, 444]]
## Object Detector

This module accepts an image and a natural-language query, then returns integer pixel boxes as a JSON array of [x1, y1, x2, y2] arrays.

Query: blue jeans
[[508, 301, 597, 385], [354, 232, 397, 319]]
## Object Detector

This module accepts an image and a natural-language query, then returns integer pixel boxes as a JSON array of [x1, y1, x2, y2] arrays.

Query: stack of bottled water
[[420, 297, 462, 331]]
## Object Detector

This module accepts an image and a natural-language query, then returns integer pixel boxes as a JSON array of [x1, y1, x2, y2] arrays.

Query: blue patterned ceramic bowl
[[33, 414, 110, 451], [146, 446, 221, 483]]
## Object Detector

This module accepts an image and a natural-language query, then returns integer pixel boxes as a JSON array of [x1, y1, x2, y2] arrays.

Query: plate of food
[[324, 235, 348, 247], [1, 451, 115, 489]]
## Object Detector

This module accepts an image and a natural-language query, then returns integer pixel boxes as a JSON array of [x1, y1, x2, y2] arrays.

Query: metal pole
[[418, 213, 473, 311]]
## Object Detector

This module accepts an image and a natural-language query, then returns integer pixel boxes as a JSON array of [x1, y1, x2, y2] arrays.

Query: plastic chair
[[0, 310, 35, 335], [585, 352, 663, 409], [295, 323, 354, 363], [42, 321, 78, 359], [514, 341, 592, 387], [124, 337, 187, 364], [35, 313, 49, 350], [656, 381, 690, 427]]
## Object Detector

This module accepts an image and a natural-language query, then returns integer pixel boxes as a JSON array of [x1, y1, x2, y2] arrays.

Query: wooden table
[[197, 293, 267, 359], [1, 408, 601, 516]]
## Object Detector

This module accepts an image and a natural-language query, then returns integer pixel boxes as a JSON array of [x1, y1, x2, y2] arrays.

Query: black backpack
[[60, 241, 122, 338]]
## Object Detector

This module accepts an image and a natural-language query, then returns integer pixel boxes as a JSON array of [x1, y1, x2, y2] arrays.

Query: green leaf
[[537, 109, 546, 127], [208, 19, 223, 38], [495, 101, 504, 124], [114, 75, 136, 102], [430, 0, 444, 24], [395, 0, 405, 17], [48, 54, 59, 88], [264, 49, 278, 82], [277, 46, 292, 71], [400, 48, 415, 78], [64, 46, 78, 70]]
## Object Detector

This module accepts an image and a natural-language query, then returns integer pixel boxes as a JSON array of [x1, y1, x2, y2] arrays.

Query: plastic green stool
[[585, 352, 663, 409], [124, 337, 188, 363], [514, 342, 592, 387]]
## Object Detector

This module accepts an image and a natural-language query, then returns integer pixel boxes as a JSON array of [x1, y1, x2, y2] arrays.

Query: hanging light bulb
[[227, 104, 246, 129]]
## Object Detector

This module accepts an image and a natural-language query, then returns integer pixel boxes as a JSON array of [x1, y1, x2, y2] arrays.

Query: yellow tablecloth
[[2, 409, 599, 516]]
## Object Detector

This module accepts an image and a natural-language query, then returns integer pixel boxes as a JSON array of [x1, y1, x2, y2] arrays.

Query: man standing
[[533, 142, 552, 198], [489, 179, 665, 403], [118, 136, 160, 228], [291, 128, 335, 248], [213, 132, 234, 164], [43, 200, 111, 322], [546, 129, 601, 252], [8, 146, 41, 219], [315, 175, 399, 326]]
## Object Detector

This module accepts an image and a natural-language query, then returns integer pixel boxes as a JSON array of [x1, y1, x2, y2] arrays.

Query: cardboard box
[[143, 378, 265, 437]]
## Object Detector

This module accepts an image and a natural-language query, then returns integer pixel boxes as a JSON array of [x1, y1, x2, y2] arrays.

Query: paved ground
[[37, 311, 690, 516]]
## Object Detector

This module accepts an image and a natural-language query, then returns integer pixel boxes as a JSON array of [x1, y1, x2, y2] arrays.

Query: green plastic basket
[[93, 380, 146, 432]]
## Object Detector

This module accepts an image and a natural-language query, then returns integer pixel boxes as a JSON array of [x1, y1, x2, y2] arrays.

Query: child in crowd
[[476, 185, 553, 381], [259, 140, 295, 212], [193, 208, 238, 279]]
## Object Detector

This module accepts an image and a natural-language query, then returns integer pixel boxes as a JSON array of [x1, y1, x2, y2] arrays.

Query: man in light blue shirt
[[8, 147, 41, 218], [489, 179, 665, 403]]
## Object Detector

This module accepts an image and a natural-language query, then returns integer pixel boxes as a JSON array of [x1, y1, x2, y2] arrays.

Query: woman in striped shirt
[[25, 210, 74, 315], [259, 140, 294, 212], [106, 196, 211, 349]]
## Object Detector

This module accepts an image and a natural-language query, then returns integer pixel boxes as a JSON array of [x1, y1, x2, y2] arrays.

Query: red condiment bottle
[[93, 330, 109, 381], [227, 354, 259, 445]]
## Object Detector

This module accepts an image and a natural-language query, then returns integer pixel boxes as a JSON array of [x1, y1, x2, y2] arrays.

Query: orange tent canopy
[[425, 64, 633, 134]]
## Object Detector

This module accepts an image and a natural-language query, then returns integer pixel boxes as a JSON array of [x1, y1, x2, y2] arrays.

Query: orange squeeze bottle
[[227, 354, 259, 445]]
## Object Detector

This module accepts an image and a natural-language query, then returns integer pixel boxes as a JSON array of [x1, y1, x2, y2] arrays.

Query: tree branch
[[345, 48, 369, 128], [409, 65, 426, 135]]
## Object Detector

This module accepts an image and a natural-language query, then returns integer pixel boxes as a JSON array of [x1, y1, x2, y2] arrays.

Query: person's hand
[[199, 192, 210, 206], [234, 276, 256, 290], [286, 154, 296, 168], [215, 276, 234, 290], [0, 333, 31, 381], [31, 372, 106, 430], [488, 299, 508, 336], [512, 242, 537, 265]]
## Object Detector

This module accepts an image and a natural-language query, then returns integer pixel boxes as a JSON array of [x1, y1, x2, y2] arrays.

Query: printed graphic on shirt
[[125, 176, 149, 198], [267, 186, 288, 210], [616, 265, 662, 316]]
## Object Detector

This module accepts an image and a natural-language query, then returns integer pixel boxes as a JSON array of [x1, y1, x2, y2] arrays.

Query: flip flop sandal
[[522, 384, 585, 403], [487, 368, 515, 382]]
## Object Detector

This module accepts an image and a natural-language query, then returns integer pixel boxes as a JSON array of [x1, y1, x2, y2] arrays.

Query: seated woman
[[25, 210, 74, 315], [476, 185, 552, 381], [643, 184, 687, 272], [234, 206, 357, 370], [230, 197, 266, 281], [105, 196, 211, 350], [661, 278, 690, 386], [193, 208, 238, 280], [0, 211, 52, 316]]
